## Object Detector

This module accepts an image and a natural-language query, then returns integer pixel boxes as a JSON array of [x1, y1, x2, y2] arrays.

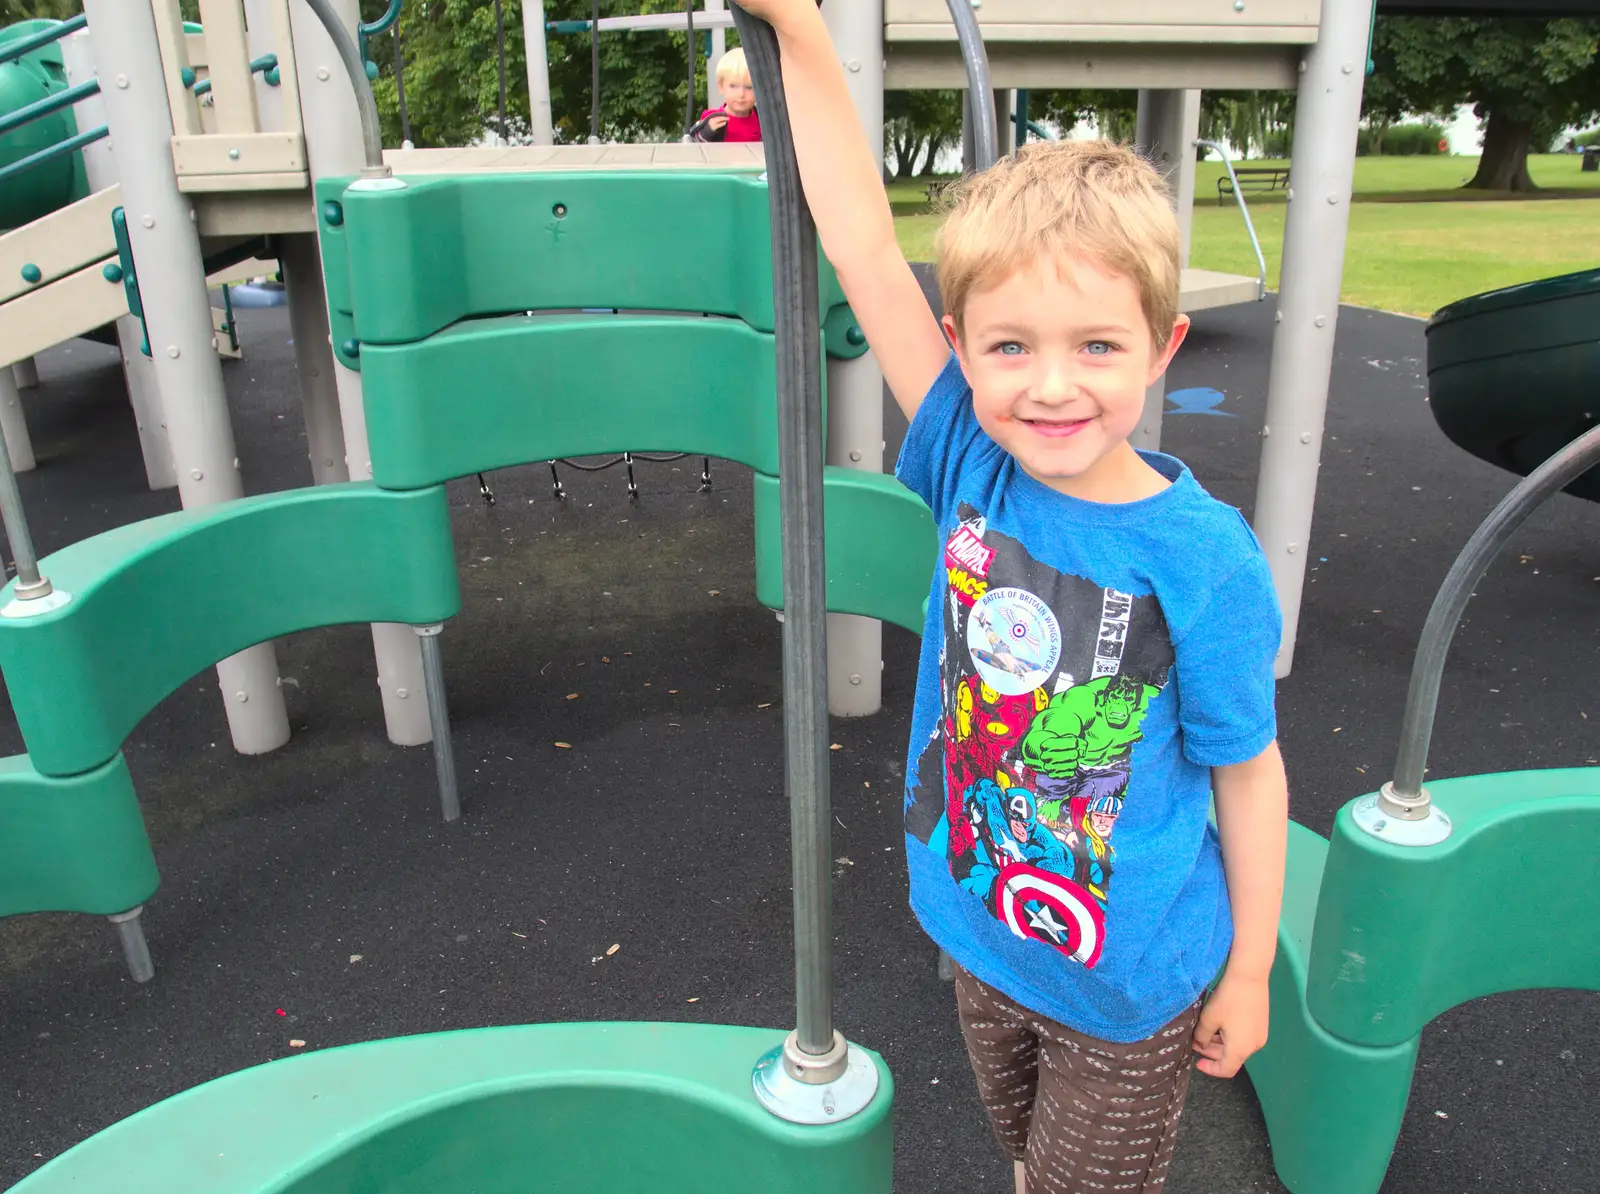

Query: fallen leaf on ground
[[289, 1039, 306, 1048], [687, 997, 699, 1003], [830, 743, 843, 751], [554, 742, 572, 749], [511, 932, 527, 939], [349, 954, 363, 964], [606, 943, 621, 957], [565, 693, 579, 700], [757, 703, 772, 709]]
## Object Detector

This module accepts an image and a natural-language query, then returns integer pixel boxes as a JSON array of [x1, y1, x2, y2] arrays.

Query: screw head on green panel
[[103, 263, 124, 283], [341, 338, 361, 359], [846, 325, 866, 346], [322, 200, 344, 226], [20, 263, 41, 284], [364, 59, 379, 81], [181, 65, 196, 89], [265, 65, 280, 86]]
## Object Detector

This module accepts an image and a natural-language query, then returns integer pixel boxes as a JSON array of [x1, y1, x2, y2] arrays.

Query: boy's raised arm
[[736, 0, 951, 420]]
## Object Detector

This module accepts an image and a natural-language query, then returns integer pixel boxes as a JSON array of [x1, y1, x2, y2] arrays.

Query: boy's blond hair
[[715, 47, 750, 86], [936, 140, 1182, 350]]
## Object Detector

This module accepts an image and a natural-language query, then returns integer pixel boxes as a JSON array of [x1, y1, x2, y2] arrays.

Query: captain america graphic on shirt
[[906, 503, 1175, 970]]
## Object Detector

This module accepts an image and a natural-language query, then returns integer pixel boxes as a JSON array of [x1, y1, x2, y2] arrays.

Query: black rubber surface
[[1, 293, 1596, 1193]]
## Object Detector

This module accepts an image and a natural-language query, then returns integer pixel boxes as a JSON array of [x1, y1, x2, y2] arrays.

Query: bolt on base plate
[[1352, 790, 1453, 847], [752, 1031, 880, 1125]]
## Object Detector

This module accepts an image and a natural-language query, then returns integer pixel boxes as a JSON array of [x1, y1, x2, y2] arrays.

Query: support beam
[[821, 0, 885, 719], [290, 0, 431, 745], [1132, 88, 1201, 452], [62, 30, 177, 492], [83, 0, 290, 756], [1255, 6, 1371, 678], [522, 0, 555, 145], [706, 0, 727, 111]]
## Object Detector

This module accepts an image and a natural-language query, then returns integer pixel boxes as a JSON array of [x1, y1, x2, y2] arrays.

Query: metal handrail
[[0, 123, 109, 189], [0, 13, 87, 68], [1195, 138, 1268, 301], [1381, 423, 1600, 818], [0, 77, 98, 139], [300, 0, 386, 176], [192, 53, 278, 97], [946, 0, 996, 169], [359, 0, 404, 39]]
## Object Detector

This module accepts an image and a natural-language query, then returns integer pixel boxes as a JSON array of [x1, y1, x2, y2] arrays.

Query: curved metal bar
[[359, 0, 404, 39], [0, 13, 86, 68], [944, 0, 996, 170], [1195, 139, 1268, 301], [300, 0, 386, 174], [1385, 423, 1600, 814], [729, 5, 833, 1061]]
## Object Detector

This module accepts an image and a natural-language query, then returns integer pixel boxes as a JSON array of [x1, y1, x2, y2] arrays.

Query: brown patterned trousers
[[953, 965, 1203, 1193]]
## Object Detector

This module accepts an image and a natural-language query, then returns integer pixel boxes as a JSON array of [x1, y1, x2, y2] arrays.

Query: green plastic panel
[[0, 483, 460, 778], [361, 314, 793, 488], [1307, 768, 1600, 1048], [1245, 821, 1420, 1194], [12, 1022, 893, 1194], [314, 172, 862, 370], [0, 753, 156, 917], [753, 469, 936, 636], [1429, 265, 1600, 343]]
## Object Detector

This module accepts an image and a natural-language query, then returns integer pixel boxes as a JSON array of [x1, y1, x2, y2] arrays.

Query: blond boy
[[732, 4, 1291, 1193], [693, 47, 761, 142]]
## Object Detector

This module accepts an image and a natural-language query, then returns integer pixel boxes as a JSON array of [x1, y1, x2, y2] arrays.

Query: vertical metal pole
[[821, 0, 885, 720], [10, 359, 39, 390], [0, 415, 48, 598], [946, 0, 996, 169], [393, 20, 412, 145], [108, 907, 154, 983], [83, 0, 290, 757], [706, 0, 727, 111], [1254, 2, 1372, 679], [1132, 88, 1200, 452], [0, 368, 35, 474], [63, 29, 176, 493], [1015, 88, 1030, 145], [494, 0, 508, 144], [589, 0, 601, 144], [522, 0, 554, 145], [733, 8, 833, 1060], [415, 624, 460, 822], [290, 0, 432, 748], [993, 90, 1013, 157], [278, 233, 350, 486]]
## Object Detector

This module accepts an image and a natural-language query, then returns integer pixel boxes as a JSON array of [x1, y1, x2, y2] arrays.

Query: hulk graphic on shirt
[[1019, 673, 1159, 820]]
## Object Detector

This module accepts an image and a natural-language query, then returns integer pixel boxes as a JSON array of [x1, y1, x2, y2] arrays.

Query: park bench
[[1219, 166, 1291, 198]]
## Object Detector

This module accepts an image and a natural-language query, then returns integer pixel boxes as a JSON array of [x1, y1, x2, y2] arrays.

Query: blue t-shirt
[[896, 355, 1281, 1043]]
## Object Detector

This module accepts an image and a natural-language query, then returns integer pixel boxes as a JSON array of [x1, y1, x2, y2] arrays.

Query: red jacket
[[696, 107, 761, 143]]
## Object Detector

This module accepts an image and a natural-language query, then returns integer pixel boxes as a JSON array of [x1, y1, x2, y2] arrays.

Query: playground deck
[[0, 292, 1595, 1193]]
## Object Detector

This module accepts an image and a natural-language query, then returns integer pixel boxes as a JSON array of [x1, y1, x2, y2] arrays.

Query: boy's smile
[[946, 255, 1189, 503]]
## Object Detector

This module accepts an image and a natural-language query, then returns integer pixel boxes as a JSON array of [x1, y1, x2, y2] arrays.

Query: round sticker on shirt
[[966, 586, 1062, 695]]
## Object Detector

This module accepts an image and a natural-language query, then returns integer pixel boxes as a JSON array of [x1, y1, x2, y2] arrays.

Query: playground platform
[[0, 293, 1595, 1193]]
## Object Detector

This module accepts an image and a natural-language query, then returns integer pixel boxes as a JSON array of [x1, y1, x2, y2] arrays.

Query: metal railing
[[0, 17, 108, 189], [1195, 138, 1269, 301]]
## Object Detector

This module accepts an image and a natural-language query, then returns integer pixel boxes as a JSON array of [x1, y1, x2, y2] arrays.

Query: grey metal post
[[1132, 89, 1200, 452], [1254, 1, 1371, 679], [82, 0, 290, 756], [278, 233, 350, 486], [706, 0, 727, 110], [0, 413, 50, 601], [738, 9, 878, 1124], [109, 907, 154, 983], [415, 624, 460, 822], [291, 0, 433, 750], [821, 0, 885, 719], [522, 0, 554, 145], [947, 0, 996, 169], [62, 29, 176, 493], [0, 369, 34, 474]]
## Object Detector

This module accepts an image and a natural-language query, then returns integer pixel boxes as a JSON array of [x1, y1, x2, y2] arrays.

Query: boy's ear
[[1145, 314, 1191, 385], [941, 314, 968, 371]]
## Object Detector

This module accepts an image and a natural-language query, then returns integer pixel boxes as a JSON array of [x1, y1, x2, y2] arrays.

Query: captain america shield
[[994, 863, 1106, 969]]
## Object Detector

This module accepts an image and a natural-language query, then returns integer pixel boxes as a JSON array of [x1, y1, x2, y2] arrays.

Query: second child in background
[[691, 47, 761, 143]]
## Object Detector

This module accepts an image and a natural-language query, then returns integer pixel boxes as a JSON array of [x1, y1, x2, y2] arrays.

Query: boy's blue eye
[[1084, 341, 1116, 356], [996, 342, 1025, 356]]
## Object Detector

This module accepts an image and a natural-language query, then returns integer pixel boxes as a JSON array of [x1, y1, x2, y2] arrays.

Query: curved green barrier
[[361, 314, 788, 488], [1306, 767, 1600, 1048], [1426, 268, 1600, 502], [0, 483, 460, 778], [753, 469, 936, 636], [11, 1022, 893, 1194], [0, 753, 156, 918], [0, 18, 91, 228]]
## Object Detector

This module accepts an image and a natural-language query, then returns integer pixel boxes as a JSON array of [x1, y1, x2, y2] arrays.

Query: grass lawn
[[891, 154, 1600, 317]]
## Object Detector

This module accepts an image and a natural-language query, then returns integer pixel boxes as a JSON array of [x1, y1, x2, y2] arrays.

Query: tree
[[1367, 16, 1600, 191], [369, 0, 721, 148], [883, 89, 960, 179]]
